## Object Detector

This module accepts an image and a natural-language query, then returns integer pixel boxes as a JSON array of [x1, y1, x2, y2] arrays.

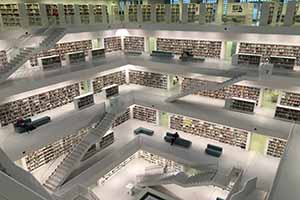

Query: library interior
[[0, 0, 299, 200]]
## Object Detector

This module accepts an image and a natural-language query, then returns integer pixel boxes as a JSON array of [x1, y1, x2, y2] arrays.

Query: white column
[[74, 5, 81, 25], [58, 4, 66, 25], [284, 1, 297, 26], [137, 4, 142, 23], [102, 5, 108, 24], [89, 5, 95, 25], [19, 3, 29, 27], [165, 4, 171, 24], [40, 3, 48, 26], [199, 3, 206, 24], [181, 4, 188, 23], [151, 4, 156, 23]]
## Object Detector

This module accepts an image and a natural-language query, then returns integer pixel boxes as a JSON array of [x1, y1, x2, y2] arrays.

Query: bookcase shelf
[[235, 53, 261, 66], [25, 3, 42, 26], [266, 137, 287, 158], [92, 70, 126, 94], [25, 127, 89, 171], [170, 114, 249, 149], [138, 150, 183, 172], [30, 40, 92, 66], [280, 92, 300, 107], [157, 38, 222, 58], [205, 3, 216, 23], [67, 51, 86, 64], [103, 84, 119, 98], [0, 4, 21, 27], [226, 97, 256, 113], [0, 83, 80, 127], [79, 5, 89, 24], [238, 42, 300, 66], [129, 70, 167, 89], [46, 4, 59, 25], [64, 4, 75, 24], [128, 5, 138, 22], [182, 77, 261, 103], [156, 4, 166, 23], [41, 55, 62, 70], [0, 50, 8, 73], [142, 5, 151, 22], [269, 56, 296, 70], [188, 4, 198, 23], [274, 104, 300, 123], [133, 105, 157, 124], [74, 92, 94, 110], [90, 48, 105, 60], [112, 108, 130, 128], [104, 37, 122, 53], [94, 5, 106, 23], [124, 36, 144, 52]]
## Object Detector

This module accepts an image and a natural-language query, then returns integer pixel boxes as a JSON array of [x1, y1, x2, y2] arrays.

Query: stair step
[[43, 183, 56, 191]]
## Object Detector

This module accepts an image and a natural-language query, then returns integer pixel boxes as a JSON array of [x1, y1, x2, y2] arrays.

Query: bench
[[14, 116, 51, 134], [31, 116, 51, 128], [205, 144, 223, 157], [164, 132, 192, 148], [134, 127, 154, 136], [216, 198, 224, 200], [150, 50, 174, 58]]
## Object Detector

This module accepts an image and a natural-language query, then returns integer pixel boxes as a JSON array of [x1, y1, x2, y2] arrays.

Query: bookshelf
[[266, 137, 287, 158], [225, 97, 256, 113], [0, 83, 80, 127], [280, 92, 300, 107], [79, 5, 89, 24], [129, 70, 168, 89], [74, 92, 94, 110], [275, 104, 300, 123], [156, 4, 166, 23], [104, 37, 122, 53], [93, 5, 105, 23], [142, 5, 151, 22], [234, 53, 261, 66], [269, 56, 296, 70], [90, 48, 105, 60], [171, 4, 180, 23], [188, 4, 198, 23], [157, 38, 222, 58], [67, 51, 86, 64], [205, 3, 215, 23], [238, 42, 300, 66], [128, 5, 138, 22], [92, 71, 126, 94], [182, 77, 261, 103], [170, 114, 249, 149], [138, 150, 184, 172], [0, 4, 21, 27], [40, 55, 62, 70], [124, 36, 144, 52], [46, 4, 59, 25], [24, 128, 88, 171], [112, 108, 130, 128], [64, 4, 75, 24], [0, 50, 8, 73], [133, 105, 157, 124], [30, 48, 59, 67], [25, 3, 42, 26], [103, 84, 119, 98]]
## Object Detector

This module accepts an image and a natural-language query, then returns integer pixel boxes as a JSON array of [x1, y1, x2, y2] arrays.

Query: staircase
[[165, 74, 246, 102], [0, 27, 65, 83], [43, 111, 119, 192]]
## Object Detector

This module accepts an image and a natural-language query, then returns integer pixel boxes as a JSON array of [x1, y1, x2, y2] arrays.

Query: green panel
[[261, 88, 281, 109], [80, 80, 92, 94], [249, 133, 269, 154], [149, 37, 157, 52], [159, 111, 169, 128]]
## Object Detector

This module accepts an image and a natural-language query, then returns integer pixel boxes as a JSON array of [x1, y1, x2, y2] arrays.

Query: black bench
[[216, 198, 224, 200], [134, 127, 154, 136], [31, 116, 51, 128], [14, 116, 51, 134], [150, 50, 174, 58], [164, 132, 192, 148], [205, 144, 223, 157]]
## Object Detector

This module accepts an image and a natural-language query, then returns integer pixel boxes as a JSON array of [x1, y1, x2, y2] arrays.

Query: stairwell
[[0, 27, 65, 83], [165, 73, 246, 102]]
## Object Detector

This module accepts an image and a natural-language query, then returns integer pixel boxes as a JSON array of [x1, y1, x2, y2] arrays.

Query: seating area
[[164, 132, 192, 148], [134, 127, 154, 136], [179, 51, 205, 62], [14, 116, 51, 134], [205, 144, 223, 158], [150, 50, 174, 58]]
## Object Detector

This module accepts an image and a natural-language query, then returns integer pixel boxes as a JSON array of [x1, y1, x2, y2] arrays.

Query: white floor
[[91, 158, 229, 200]]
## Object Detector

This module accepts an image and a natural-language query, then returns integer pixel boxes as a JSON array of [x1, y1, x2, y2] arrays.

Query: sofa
[[150, 50, 174, 58], [164, 132, 192, 148], [205, 144, 223, 157], [134, 127, 154, 136], [14, 116, 51, 134]]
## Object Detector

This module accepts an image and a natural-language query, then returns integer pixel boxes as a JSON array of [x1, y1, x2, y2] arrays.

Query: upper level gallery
[[1, 0, 300, 33]]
